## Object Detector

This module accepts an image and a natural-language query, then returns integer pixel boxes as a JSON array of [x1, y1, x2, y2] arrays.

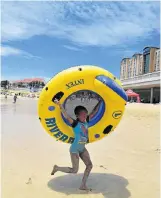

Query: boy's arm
[[88, 100, 102, 120], [55, 99, 74, 125]]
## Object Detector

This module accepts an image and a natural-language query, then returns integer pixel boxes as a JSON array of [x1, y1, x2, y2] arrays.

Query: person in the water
[[51, 98, 101, 191]]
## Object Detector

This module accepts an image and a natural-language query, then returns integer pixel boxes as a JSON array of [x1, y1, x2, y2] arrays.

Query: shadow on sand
[[48, 173, 131, 198]]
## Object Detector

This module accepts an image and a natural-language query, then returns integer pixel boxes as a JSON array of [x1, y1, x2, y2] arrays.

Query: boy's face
[[77, 110, 88, 122]]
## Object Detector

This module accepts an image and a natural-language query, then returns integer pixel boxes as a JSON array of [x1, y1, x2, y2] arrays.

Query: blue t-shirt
[[70, 117, 89, 153]]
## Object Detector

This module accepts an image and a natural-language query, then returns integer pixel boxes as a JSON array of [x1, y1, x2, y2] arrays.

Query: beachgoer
[[13, 94, 17, 103], [51, 98, 102, 191]]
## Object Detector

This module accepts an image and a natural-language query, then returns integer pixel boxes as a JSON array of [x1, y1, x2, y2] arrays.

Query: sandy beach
[[1, 98, 160, 198]]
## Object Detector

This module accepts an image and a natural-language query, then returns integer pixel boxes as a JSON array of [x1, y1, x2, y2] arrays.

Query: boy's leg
[[79, 148, 93, 190], [51, 153, 79, 175]]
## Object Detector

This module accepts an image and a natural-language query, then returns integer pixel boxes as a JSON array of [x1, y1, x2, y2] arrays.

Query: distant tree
[[1, 80, 10, 89], [41, 82, 45, 87]]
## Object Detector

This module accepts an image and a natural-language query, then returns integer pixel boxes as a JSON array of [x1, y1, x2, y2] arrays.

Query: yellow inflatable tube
[[38, 65, 127, 144]]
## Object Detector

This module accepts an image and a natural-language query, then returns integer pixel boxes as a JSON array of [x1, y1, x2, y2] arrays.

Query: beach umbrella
[[126, 89, 140, 103]]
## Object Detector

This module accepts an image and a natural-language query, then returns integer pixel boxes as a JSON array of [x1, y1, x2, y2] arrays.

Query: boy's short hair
[[74, 106, 88, 115]]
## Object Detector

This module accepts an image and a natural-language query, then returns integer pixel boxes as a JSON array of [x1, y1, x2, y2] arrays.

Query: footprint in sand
[[155, 148, 160, 153], [26, 178, 32, 184], [100, 165, 108, 170]]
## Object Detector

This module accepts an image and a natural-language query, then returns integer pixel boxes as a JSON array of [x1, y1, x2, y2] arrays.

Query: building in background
[[131, 53, 143, 77], [155, 48, 160, 71], [11, 78, 45, 88], [143, 47, 159, 74], [120, 58, 129, 80], [120, 46, 160, 80], [120, 54, 143, 80], [120, 46, 160, 103], [8, 78, 45, 92]]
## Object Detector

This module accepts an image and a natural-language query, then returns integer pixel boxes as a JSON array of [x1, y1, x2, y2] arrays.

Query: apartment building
[[155, 48, 160, 71], [143, 47, 159, 74], [120, 46, 160, 80]]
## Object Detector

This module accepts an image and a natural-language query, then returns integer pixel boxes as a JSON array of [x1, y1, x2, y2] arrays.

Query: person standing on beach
[[51, 98, 101, 191], [13, 94, 17, 103]]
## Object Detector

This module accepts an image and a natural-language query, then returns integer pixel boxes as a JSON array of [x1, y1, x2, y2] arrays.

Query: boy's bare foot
[[79, 185, 92, 192], [51, 165, 58, 175]]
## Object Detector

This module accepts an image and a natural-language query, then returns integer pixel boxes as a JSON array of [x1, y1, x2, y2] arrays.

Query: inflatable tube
[[38, 65, 128, 144]]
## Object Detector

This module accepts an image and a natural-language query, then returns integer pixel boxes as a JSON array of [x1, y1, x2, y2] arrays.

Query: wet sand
[[1, 98, 160, 198]]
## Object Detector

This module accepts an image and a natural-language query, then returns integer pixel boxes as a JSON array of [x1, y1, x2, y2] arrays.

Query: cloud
[[0, 46, 23, 56], [63, 45, 82, 51], [0, 45, 41, 59], [1, 1, 160, 47]]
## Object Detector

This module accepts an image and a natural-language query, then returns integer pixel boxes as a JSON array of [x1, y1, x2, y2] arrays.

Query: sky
[[1, 1, 160, 82]]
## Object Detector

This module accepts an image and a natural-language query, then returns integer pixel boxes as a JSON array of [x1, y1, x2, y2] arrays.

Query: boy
[[51, 98, 101, 191]]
